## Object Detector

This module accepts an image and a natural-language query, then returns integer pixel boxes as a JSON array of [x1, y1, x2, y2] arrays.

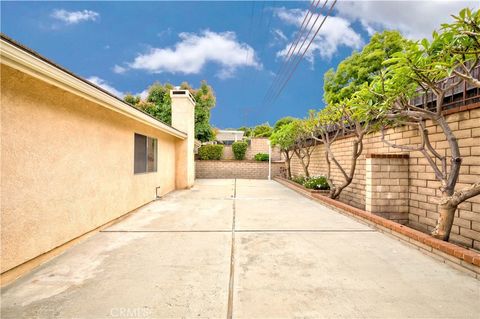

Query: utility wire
[[265, 0, 323, 105], [262, 0, 318, 105], [267, 0, 337, 107], [265, 0, 328, 106]]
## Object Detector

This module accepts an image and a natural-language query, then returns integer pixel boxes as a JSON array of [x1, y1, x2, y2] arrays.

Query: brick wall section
[[290, 105, 480, 250], [222, 138, 282, 160], [195, 160, 285, 179], [365, 154, 410, 225]]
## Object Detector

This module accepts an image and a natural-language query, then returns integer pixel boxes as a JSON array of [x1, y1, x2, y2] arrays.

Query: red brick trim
[[365, 153, 410, 159], [275, 177, 480, 271]]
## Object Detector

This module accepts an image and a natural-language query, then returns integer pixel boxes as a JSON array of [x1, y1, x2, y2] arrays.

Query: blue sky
[[2, 1, 478, 128]]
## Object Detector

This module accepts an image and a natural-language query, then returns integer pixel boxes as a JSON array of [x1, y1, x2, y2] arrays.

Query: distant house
[[0, 34, 196, 282], [215, 130, 245, 145]]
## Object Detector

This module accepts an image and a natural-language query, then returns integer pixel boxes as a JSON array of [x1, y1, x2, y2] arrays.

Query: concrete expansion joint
[[227, 179, 237, 319]]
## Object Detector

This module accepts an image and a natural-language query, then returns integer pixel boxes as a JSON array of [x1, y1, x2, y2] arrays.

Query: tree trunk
[[301, 160, 309, 177], [284, 155, 292, 179], [431, 200, 457, 241], [431, 182, 480, 240]]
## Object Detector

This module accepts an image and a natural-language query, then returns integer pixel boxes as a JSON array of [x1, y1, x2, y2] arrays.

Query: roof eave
[[0, 37, 187, 140]]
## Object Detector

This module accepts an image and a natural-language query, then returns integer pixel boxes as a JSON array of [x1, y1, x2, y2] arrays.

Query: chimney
[[170, 89, 196, 188]]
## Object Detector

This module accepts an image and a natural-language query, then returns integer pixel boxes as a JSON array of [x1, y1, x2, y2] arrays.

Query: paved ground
[[1, 179, 479, 318]]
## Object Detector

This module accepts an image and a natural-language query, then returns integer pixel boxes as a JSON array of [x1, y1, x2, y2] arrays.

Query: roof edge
[[0, 34, 187, 140]]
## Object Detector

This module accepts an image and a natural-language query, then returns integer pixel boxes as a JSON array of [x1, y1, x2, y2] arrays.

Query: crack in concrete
[[226, 179, 237, 319]]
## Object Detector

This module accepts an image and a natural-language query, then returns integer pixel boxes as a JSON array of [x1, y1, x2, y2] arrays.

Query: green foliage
[[291, 175, 330, 190], [251, 123, 273, 137], [273, 117, 297, 132], [237, 126, 252, 138], [303, 176, 330, 190], [198, 144, 224, 160], [291, 175, 306, 185], [254, 153, 269, 161], [433, 8, 480, 76], [123, 80, 216, 142], [324, 30, 408, 106], [269, 122, 297, 151], [193, 81, 216, 142], [232, 141, 248, 160], [124, 94, 140, 106]]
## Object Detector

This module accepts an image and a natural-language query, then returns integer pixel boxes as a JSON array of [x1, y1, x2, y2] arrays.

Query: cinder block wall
[[365, 154, 410, 225], [195, 160, 285, 179], [290, 106, 480, 250], [222, 138, 282, 160]]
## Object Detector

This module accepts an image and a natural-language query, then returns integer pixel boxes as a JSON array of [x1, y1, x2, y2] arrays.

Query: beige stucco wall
[[1, 65, 181, 273], [171, 91, 196, 188]]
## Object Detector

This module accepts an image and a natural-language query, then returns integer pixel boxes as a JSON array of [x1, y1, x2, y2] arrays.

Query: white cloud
[[86, 76, 149, 100], [113, 65, 127, 74], [126, 30, 261, 79], [136, 89, 149, 100], [51, 9, 99, 25], [86, 76, 124, 98], [272, 29, 288, 42], [335, 0, 480, 40], [274, 7, 362, 63]]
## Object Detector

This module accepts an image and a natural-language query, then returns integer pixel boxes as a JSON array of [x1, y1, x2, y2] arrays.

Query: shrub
[[303, 176, 330, 190], [291, 175, 306, 185], [254, 153, 269, 161], [198, 144, 224, 160], [232, 141, 248, 160]]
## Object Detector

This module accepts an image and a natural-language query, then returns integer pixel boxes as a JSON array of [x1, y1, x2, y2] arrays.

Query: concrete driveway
[[1, 179, 479, 318]]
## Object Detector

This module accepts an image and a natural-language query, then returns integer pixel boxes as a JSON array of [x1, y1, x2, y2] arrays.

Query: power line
[[262, 0, 318, 105], [265, 0, 328, 106], [267, 0, 337, 107]]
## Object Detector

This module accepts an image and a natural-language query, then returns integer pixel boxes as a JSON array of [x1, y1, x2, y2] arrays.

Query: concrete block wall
[[195, 160, 285, 179], [290, 105, 480, 250], [221, 138, 282, 160], [365, 154, 410, 225]]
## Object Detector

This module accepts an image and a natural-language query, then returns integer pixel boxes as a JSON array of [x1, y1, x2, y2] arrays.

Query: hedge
[[198, 144, 224, 160], [232, 141, 248, 160], [254, 153, 269, 161]]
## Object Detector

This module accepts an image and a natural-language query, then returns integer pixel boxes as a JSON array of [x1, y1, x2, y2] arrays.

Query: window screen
[[134, 133, 157, 174]]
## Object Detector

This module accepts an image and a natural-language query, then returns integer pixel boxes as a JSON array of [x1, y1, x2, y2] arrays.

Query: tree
[[313, 30, 406, 199], [145, 82, 173, 124], [291, 119, 316, 177], [371, 11, 480, 240], [123, 81, 216, 142], [309, 99, 376, 199], [324, 30, 408, 106], [237, 126, 252, 138], [432, 8, 480, 88], [251, 123, 273, 137], [124, 94, 140, 106], [269, 122, 297, 179], [192, 81, 216, 142], [273, 116, 297, 132]]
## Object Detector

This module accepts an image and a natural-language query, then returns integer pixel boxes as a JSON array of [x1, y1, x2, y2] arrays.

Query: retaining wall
[[290, 105, 480, 250], [195, 160, 285, 179], [222, 138, 282, 160]]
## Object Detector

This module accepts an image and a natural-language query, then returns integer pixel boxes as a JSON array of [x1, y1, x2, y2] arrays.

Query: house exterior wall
[[290, 106, 480, 250], [1, 65, 182, 273], [171, 91, 196, 188]]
